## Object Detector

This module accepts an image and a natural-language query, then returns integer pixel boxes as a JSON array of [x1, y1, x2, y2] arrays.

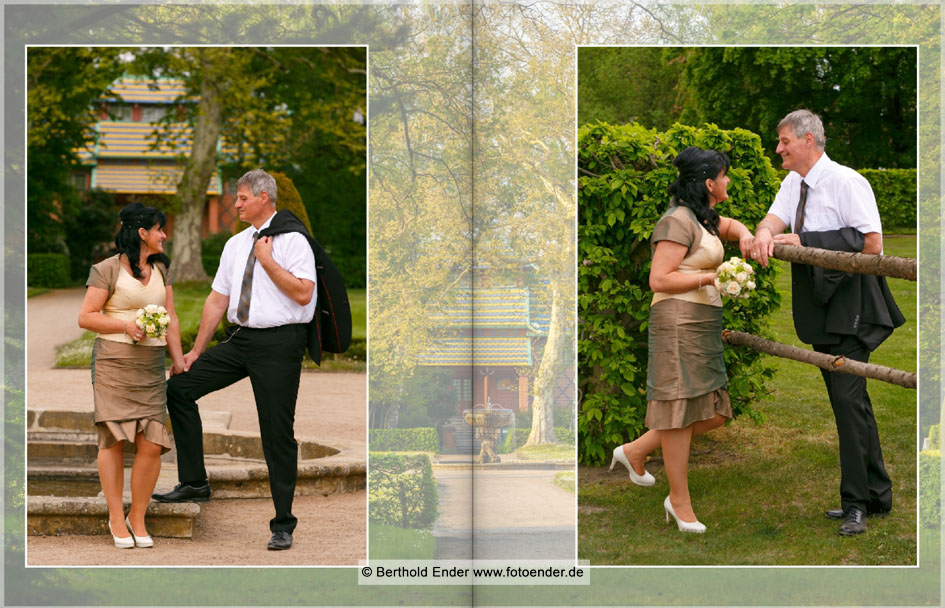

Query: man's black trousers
[[166, 323, 308, 533], [814, 335, 893, 514]]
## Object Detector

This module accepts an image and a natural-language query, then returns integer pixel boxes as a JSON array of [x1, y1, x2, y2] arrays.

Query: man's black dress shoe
[[152, 481, 211, 503], [825, 506, 890, 520], [268, 530, 292, 550], [838, 507, 867, 535]]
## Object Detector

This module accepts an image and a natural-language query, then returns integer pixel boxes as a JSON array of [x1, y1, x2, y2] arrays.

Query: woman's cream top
[[650, 206, 724, 308], [91, 260, 168, 346]]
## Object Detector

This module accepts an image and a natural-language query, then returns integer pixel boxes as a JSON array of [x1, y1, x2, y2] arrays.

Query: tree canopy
[[579, 46, 917, 170]]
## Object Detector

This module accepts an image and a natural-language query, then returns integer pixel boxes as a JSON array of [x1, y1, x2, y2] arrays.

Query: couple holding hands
[[79, 168, 332, 552], [610, 109, 905, 536]]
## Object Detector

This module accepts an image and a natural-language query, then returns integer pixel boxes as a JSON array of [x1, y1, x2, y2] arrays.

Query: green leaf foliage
[[859, 169, 917, 232], [369, 428, 440, 453], [578, 122, 781, 466], [918, 450, 941, 529], [26, 254, 70, 288], [368, 452, 438, 529]]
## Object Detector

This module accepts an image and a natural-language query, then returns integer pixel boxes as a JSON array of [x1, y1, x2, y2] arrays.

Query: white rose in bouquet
[[134, 305, 170, 341], [715, 256, 757, 300]]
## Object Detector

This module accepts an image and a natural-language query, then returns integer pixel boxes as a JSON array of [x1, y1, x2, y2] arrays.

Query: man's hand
[[182, 349, 201, 372], [751, 228, 775, 267], [773, 233, 801, 247], [255, 236, 274, 263]]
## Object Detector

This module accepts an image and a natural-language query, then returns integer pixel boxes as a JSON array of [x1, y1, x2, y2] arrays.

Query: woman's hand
[[124, 320, 145, 342], [738, 233, 754, 259], [701, 272, 718, 289]]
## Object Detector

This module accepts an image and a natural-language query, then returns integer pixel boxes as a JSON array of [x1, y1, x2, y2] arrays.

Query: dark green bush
[[919, 450, 941, 529], [370, 428, 439, 453], [857, 169, 916, 232], [28, 253, 70, 287], [369, 452, 438, 529], [63, 188, 119, 281], [501, 427, 576, 453], [578, 122, 781, 466], [200, 231, 232, 277]]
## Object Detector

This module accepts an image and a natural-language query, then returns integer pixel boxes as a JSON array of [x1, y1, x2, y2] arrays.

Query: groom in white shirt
[[153, 168, 316, 551]]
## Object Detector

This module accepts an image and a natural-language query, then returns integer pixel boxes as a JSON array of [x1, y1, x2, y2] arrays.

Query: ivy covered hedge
[[578, 122, 782, 466], [501, 427, 576, 453], [370, 428, 439, 453], [369, 452, 438, 529]]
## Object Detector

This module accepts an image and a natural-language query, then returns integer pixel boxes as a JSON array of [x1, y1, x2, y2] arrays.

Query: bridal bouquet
[[135, 304, 170, 339], [714, 257, 756, 300]]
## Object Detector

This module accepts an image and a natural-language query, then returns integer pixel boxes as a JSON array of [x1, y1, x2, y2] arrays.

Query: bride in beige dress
[[78, 202, 185, 548]]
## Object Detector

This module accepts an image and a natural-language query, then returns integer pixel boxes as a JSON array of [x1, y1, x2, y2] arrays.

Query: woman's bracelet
[[698, 275, 703, 289]]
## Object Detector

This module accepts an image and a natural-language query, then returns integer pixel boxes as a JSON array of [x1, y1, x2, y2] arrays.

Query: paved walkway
[[431, 466, 576, 560], [25, 288, 366, 566]]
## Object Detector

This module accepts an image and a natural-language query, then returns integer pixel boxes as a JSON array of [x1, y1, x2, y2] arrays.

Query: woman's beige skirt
[[91, 338, 171, 454], [645, 298, 732, 430]]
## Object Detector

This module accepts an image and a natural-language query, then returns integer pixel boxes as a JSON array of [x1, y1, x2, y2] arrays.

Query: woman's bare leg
[[98, 442, 129, 536], [623, 413, 726, 476], [127, 433, 162, 535], [661, 426, 697, 522]]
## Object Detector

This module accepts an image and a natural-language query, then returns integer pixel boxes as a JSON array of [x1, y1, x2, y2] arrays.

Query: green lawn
[[54, 282, 367, 369], [578, 236, 918, 565]]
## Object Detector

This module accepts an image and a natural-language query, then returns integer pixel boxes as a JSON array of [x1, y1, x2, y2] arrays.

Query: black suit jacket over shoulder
[[259, 209, 352, 365], [792, 227, 905, 351]]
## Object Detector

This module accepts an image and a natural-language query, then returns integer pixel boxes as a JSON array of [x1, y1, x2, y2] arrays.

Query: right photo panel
[[577, 46, 918, 565]]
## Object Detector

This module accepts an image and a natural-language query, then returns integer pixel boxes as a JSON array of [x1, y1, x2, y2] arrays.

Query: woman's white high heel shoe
[[109, 520, 135, 549], [125, 516, 154, 548], [609, 445, 656, 486], [663, 495, 706, 533]]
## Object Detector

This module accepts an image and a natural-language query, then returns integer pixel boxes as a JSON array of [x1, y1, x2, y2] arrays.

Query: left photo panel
[[25, 46, 367, 566]]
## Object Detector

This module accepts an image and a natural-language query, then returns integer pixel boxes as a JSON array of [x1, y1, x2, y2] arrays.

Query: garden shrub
[[578, 122, 782, 466], [369, 452, 438, 529], [200, 230, 231, 277], [919, 449, 941, 529], [272, 171, 314, 234], [928, 424, 940, 450], [370, 428, 439, 453], [27, 253, 70, 287], [500, 427, 576, 453]]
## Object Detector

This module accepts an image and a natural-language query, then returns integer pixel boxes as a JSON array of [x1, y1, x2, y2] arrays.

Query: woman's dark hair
[[115, 202, 170, 279], [667, 146, 730, 236]]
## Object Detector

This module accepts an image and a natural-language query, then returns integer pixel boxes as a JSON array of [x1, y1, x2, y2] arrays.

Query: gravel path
[[26, 288, 366, 566]]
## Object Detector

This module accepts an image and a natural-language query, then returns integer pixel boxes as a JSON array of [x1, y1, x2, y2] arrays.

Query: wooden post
[[772, 244, 916, 281]]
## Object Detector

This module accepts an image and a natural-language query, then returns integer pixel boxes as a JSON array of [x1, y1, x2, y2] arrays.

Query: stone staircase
[[443, 416, 480, 456], [27, 407, 365, 538]]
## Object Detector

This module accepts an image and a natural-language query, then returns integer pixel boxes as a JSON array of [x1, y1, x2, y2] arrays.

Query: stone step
[[27, 408, 232, 433], [27, 496, 200, 538]]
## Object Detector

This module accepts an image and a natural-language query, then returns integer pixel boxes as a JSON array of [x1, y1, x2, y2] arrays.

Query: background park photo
[[24, 45, 368, 565], [577, 46, 924, 565]]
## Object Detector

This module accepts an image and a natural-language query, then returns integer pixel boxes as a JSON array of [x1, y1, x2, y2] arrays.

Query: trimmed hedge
[[859, 169, 916, 232], [578, 122, 781, 466], [369, 452, 438, 529], [501, 427, 576, 453], [919, 449, 941, 529], [775, 168, 916, 233], [28, 253, 70, 287], [928, 424, 940, 450], [370, 428, 439, 453]]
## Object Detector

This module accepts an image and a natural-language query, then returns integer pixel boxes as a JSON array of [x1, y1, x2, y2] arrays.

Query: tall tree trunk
[[172, 49, 225, 282], [525, 283, 568, 446]]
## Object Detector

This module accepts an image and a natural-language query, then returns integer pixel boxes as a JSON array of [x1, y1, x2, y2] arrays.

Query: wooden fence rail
[[772, 244, 916, 281], [722, 330, 916, 389]]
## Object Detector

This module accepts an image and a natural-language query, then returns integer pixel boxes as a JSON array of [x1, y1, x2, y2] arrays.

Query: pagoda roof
[[92, 161, 221, 195], [83, 121, 192, 159], [418, 335, 532, 367], [102, 77, 189, 104], [432, 288, 542, 330]]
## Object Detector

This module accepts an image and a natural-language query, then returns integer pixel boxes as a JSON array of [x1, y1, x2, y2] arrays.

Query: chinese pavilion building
[[75, 76, 235, 236]]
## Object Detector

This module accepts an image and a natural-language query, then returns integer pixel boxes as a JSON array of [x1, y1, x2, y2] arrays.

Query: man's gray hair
[[778, 109, 826, 150], [236, 168, 278, 206]]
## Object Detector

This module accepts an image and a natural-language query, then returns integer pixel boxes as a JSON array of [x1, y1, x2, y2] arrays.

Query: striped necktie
[[793, 180, 810, 234], [236, 232, 260, 325]]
